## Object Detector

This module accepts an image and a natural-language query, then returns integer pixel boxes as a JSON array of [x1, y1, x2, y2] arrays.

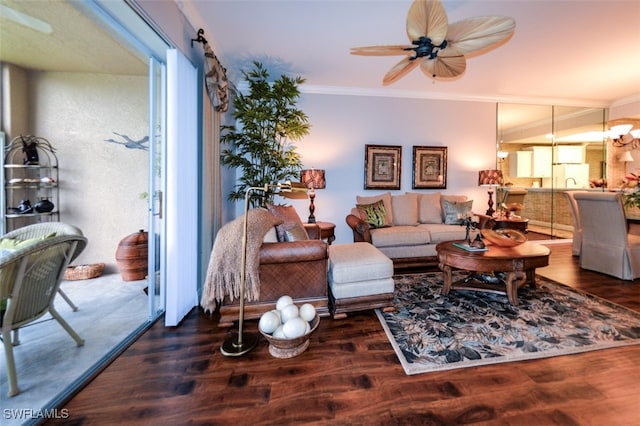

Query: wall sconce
[[478, 169, 503, 216], [610, 124, 640, 149], [300, 169, 326, 223]]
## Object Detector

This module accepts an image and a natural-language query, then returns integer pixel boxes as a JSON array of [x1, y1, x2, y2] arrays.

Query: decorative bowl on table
[[482, 229, 527, 247], [259, 314, 320, 358]]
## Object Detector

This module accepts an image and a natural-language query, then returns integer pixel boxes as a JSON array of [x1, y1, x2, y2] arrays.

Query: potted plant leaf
[[221, 61, 311, 206]]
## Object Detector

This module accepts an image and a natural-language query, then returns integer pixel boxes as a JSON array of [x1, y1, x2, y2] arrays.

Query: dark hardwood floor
[[47, 243, 640, 425]]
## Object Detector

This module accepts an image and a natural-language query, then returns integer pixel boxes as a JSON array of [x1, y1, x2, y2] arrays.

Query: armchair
[[1, 233, 88, 397], [563, 191, 587, 256], [212, 205, 329, 327], [574, 192, 640, 280], [217, 225, 329, 327]]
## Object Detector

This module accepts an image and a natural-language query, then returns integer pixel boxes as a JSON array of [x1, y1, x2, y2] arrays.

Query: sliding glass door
[[147, 57, 166, 319]]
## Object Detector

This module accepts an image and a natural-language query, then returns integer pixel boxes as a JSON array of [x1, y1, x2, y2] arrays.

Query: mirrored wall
[[496, 103, 608, 238]]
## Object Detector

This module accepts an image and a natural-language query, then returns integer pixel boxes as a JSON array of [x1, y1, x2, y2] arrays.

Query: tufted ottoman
[[328, 242, 395, 319]]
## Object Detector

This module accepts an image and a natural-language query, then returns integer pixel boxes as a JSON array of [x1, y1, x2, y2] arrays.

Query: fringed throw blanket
[[201, 208, 282, 313]]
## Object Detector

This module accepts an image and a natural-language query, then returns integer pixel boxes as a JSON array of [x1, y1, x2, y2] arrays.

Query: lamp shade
[[300, 169, 326, 189], [478, 169, 503, 186]]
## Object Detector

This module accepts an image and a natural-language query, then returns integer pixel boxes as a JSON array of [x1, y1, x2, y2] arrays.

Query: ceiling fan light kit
[[351, 0, 515, 85]]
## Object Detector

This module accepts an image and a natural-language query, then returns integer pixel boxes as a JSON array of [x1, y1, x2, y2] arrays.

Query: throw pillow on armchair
[[266, 204, 309, 241]]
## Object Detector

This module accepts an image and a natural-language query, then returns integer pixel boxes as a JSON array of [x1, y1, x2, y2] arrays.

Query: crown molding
[[296, 84, 610, 108]]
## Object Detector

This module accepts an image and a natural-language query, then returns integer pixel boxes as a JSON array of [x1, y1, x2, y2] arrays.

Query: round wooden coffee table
[[436, 240, 550, 305]]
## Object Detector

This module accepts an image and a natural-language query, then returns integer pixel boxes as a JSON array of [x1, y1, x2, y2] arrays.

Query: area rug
[[377, 272, 640, 375]]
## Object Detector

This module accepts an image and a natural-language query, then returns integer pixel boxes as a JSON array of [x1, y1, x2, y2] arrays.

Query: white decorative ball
[[272, 325, 286, 339], [282, 317, 307, 339], [269, 309, 282, 322], [276, 295, 294, 311], [280, 304, 299, 323], [299, 303, 316, 322], [258, 311, 280, 334]]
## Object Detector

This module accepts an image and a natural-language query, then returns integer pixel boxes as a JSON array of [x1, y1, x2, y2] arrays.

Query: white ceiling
[[181, 0, 640, 108], [0, 0, 638, 136]]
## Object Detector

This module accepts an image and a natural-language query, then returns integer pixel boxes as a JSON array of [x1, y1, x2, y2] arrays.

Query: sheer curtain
[[165, 49, 199, 326]]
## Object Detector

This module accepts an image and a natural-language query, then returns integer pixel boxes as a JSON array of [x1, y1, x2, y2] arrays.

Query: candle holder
[[459, 214, 479, 245]]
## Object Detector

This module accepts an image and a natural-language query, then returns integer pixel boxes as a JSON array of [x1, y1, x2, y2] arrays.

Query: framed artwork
[[412, 146, 447, 189], [364, 144, 402, 190]]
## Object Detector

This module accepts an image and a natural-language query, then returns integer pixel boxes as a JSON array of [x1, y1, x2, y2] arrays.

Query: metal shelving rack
[[2, 135, 59, 234]]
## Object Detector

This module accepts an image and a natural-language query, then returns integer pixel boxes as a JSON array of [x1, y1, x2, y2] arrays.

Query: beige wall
[[27, 71, 148, 272]]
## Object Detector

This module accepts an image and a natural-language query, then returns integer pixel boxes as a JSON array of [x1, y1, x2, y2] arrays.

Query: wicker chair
[[1, 233, 88, 396], [3, 222, 87, 311]]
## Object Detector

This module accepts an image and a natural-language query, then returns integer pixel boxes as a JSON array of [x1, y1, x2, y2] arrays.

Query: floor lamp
[[478, 169, 503, 217], [221, 181, 307, 357]]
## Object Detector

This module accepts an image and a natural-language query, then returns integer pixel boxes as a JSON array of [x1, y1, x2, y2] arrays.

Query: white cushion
[[416, 192, 443, 224], [329, 242, 393, 284], [391, 193, 419, 226], [422, 223, 468, 243], [330, 277, 394, 299], [371, 226, 431, 247]]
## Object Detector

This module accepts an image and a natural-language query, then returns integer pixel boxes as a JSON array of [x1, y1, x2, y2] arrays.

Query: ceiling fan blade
[[351, 45, 415, 56], [407, 0, 448, 44], [383, 57, 420, 85], [421, 56, 466, 79], [446, 16, 516, 56]]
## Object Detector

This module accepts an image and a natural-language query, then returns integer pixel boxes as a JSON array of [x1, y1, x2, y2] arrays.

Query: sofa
[[346, 192, 491, 269], [216, 205, 329, 327]]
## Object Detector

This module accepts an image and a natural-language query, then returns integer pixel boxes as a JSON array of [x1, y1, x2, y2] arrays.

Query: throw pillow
[[441, 195, 468, 222], [0, 232, 57, 250], [356, 192, 393, 226], [284, 224, 309, 242], [356, 200, 388, 228], [266, 203, 308, 242], [442, 199, 474, 225], [414, 192, 442, 224], [391, 193, 419, 226], [263, 227, 279, 243]]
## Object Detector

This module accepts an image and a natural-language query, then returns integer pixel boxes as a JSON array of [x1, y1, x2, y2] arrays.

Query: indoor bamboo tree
[[221, 61, 311, 206]]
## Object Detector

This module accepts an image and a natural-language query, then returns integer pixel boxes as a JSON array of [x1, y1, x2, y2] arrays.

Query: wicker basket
[[259, 314, 320, 358], [64, 263, 105, 281]]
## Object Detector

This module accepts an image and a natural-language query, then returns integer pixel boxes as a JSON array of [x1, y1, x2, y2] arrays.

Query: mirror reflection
[[496, 103, 607, 239]]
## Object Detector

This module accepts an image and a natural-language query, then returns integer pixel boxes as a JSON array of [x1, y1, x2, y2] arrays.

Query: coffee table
[[436, 240, 550, 305]]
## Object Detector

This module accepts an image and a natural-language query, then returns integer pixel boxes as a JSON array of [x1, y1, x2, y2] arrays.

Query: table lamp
[[478, 169, 503, 216], [300, 169, 326, 223]]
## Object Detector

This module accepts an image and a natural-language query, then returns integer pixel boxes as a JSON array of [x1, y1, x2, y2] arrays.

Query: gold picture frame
[[412, 146, 447, 189], [364, 144, 402, 190]]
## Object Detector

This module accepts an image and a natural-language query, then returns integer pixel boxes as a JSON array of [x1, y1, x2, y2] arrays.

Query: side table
[[315, 221, 336, 245]]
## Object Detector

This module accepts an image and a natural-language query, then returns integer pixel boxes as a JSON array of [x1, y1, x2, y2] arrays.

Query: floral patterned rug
[[377, 272, 640, 375]]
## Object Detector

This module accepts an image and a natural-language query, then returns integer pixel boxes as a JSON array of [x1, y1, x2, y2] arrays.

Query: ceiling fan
[[351, 0, 515, 85]]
